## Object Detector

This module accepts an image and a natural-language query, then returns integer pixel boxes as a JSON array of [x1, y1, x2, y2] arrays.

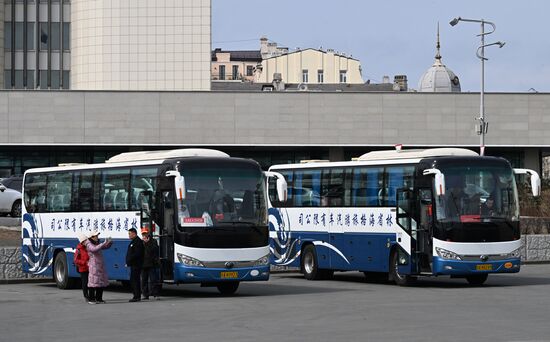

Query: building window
[[51, 23, 60, 51], [232, 65, 239, 80], [317, 70, 324, 83], [4, 23, 12, 50], [302, 69, 309, 83], [219, 65, 225, 80], [4, 70, 12, 89], [40, 23, 49, 50], [27, 71, 35, 89], [39, 70, 48, 89], [15, 22, 24, 50], [246, 65, 254, 77], [51, 71, 60, 89], [62, 71, 70, 89], [339, 70, 347, 83], [14, 70, 24, 89], [27, 23, 35, 50], [62, 23, 70, 50]]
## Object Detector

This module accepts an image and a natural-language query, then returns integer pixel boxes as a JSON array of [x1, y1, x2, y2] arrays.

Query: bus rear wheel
[[217, 281, 239, 295], [389, 250, 415, 286], [466, 274, 488, 286], [54, 252, 78, 289]]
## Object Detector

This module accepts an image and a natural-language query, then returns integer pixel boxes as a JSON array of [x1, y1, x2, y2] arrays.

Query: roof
[[211, 82, 395, 92], [263, 48, 360, 62], [212, 49, 262, 62]]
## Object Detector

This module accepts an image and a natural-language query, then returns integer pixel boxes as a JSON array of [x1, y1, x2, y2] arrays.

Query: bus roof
[[106, 148, 230, 163], [269, 148, 480, 170], [357, 148, 478, 161], [24, 149, 231, 174]]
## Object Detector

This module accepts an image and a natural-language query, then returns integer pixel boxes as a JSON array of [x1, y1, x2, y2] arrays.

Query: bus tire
[[301, 244, 331, 280], [217, 281, 239, 295], [54, 252, 78, 289], [11, 200, 22, 218], [389, 249, 415, 286], [466, 274, 488, 286]]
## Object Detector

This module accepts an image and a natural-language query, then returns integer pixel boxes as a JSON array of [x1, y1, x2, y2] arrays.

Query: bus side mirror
[[166, 170, 186, 200], [423, 168, 445, 197], [514, 168, 541, 197], [265, 171, 288, 202]]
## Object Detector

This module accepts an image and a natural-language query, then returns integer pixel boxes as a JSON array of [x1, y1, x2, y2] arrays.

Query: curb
[[0, 278, 52, 285]]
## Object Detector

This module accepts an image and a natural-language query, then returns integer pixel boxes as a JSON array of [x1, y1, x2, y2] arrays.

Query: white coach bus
[[268, 148, 540, 285], [22, 149, 286, 295]]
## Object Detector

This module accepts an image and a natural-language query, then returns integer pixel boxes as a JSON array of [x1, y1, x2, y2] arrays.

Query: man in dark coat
[[126, 227, 144, 302], [141, 228, 161, 300]]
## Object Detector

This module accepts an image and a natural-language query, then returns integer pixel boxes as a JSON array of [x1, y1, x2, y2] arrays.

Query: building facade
[[211, 48, 261, 82], [3, 0, 71, 90], [3, 0, 211, 91], [256, 48, 363, 85]]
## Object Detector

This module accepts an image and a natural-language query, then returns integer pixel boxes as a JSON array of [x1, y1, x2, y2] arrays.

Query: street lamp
[[449, 17, 505, 156]]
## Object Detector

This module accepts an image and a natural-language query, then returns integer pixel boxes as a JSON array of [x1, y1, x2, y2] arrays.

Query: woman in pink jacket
[[84, 230, 112, 304]]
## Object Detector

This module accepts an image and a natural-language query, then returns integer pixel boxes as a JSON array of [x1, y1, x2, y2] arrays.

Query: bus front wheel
[[217, 281, 239, 295], [301, 245, 333, 280], [389, 250, 415, 286], [466, 274, 488, 286], [54, 252, 78, 289]]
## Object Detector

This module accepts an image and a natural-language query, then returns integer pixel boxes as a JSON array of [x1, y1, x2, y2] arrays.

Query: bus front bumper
[[432, 257, 521, 276], [174, 264, 270, 283]]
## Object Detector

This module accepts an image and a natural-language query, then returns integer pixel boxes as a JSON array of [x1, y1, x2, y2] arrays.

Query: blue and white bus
[[268, 148, 540, 285], [22, 149, 286, 294]]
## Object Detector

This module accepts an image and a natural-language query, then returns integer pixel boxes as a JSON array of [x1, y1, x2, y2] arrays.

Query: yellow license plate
[[475, 264, 493, 271], [220, 271, 238, 279]]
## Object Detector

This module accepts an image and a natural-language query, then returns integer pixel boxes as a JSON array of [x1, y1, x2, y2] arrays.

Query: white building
[[256, 48, 363, 85]]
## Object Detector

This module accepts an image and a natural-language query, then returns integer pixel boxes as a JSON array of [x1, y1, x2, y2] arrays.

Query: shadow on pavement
[[35, 278, 357, 299]]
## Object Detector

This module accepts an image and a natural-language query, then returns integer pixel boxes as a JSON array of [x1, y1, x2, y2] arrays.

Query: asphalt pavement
[[1, 265, 550, 341]]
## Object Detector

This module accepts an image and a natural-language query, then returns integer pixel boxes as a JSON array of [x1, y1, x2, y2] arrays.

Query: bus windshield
[[178, 163, 267, 228], [435, 164, 519, 223]]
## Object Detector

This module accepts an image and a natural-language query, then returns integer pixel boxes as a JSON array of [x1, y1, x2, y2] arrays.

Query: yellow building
[[256, 48, 363, 84]]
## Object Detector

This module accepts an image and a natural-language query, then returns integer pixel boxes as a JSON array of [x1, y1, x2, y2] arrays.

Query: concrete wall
[[0, 247, 45, 281], [0, 91, 549, 148]]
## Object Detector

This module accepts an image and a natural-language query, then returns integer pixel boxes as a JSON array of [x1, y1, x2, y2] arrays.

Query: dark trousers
[[130, 267, 142, 299], [80, 271, 89, 300], [88, 287, 104, 301], [141, 267, 160, 298]]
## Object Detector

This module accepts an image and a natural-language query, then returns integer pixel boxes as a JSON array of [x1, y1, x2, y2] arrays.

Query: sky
[[212, 0, 550, 93]]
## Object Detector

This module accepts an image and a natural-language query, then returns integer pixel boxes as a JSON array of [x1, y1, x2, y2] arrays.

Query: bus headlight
[[177, 253, 204, 267], [254, 254, 270, 266], [435, 247, 462, 261], [504, 248, 522, 259]]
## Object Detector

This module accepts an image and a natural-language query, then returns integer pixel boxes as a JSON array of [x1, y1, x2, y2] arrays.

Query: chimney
[[260, 36, 269, 58], [393, 75, 408, 91]]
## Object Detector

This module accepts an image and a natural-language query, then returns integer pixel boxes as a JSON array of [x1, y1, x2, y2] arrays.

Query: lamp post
[[449, 17, 505, 156]]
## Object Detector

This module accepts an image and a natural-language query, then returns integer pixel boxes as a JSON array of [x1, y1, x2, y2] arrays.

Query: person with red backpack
[[74, 233, 90, 302]]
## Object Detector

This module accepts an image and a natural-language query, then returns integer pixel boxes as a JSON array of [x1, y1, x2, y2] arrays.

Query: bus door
[[417, 188, 434, 273], [156, 178, 176, 281], [396, 189, 421, 274]]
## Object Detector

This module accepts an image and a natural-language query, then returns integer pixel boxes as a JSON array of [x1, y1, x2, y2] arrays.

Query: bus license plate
[[475, 264, 492, 271], [220, 271, 238, 279]]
